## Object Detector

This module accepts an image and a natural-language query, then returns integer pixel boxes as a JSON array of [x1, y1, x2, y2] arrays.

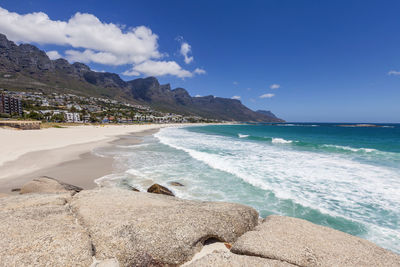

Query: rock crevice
[[1, 178, 399, 267], [229, 215, 400, 267], [68, 188, 259, 266]]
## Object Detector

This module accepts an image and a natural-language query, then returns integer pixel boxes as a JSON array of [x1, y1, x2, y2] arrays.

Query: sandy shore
[[0, 124, 162, 168], [0, 124, 183, 193]]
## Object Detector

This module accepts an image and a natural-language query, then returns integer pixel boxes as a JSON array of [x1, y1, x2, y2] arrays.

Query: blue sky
[[0, 0, 399, 122]]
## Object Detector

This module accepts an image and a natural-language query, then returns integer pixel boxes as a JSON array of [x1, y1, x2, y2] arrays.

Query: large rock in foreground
[[0, 193, 93, 266], [71, 188, 259, 266], [184, 251, 296, 267], [20, 176, 83, 195], [231, 215, 400, 267], [0, 193, 9, 198], [185, 250, 295, 267]]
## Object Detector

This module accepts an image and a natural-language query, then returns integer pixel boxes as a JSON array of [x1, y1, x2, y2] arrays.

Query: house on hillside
[[64, 112, 81, 123]]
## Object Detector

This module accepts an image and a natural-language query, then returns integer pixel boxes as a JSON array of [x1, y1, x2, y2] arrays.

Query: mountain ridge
[[256, 110, 278, 119], [0, 33, 283, 122]]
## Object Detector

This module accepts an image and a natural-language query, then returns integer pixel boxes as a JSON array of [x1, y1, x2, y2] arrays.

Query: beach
[[0, 124, 168, 193], [1, 123, 399, 266]]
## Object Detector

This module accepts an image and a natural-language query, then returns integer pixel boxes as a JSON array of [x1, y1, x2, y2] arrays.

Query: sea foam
[[271, 137, 293, 144], [154, 126, 400, 253]]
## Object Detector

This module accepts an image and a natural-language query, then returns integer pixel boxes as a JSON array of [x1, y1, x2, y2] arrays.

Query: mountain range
[[0, 33, 283, 122]]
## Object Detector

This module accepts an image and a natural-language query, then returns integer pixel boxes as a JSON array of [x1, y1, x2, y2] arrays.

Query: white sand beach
[[0, 123, 211, 192], [0, 124, 161, 169], [0, 124, 180, 193]]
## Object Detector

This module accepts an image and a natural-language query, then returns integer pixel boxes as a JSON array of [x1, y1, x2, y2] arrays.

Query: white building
[[66, 104, 82, 111], [41, 100, 50, 106], [64, 112, 81, 123]]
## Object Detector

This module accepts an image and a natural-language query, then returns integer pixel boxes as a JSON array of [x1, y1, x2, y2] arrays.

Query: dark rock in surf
[[147, 183, 175, 196], [169, 181, 184, 187]]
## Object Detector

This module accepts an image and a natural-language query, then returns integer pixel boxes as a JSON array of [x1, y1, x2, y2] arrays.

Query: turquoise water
[[95, 123, 400, 253]]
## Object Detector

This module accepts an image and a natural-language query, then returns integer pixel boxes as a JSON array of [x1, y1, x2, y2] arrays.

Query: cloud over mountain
[[123, 60, 193, 78], [0, 7, 204, 78]]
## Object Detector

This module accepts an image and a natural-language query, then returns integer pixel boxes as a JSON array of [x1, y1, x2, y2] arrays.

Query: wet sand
[[0, 127, 159, 194]]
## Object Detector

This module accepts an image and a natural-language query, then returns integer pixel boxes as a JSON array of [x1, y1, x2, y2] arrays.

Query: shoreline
[[0, 124, 164, 169], [0, 124, 170, 193]]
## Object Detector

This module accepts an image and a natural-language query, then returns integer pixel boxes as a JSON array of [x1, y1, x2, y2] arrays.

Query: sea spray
[[94, 123, 400, 253]]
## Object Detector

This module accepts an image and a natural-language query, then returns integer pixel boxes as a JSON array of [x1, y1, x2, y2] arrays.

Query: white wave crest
[[126, 168, 145, 177], [116, 143, 149, 149], [238, 134, 249, 138], [271, 137, 293, 144], [322, 144, 378, 153]]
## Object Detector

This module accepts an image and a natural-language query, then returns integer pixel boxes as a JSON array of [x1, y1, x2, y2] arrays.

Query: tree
[[26, 111, 44, 121], [51, 113, 65, 122], [0, 113, 10, 118], [90, 114, 100, 123]]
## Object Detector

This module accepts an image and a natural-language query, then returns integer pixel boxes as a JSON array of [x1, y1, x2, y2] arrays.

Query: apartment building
[[0, 94, 22, 115], [64, 112, 81, 123]]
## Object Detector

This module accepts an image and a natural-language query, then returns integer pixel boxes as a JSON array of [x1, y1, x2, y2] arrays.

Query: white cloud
[[180, 42, 193, 64], [270, 84, 280, 89], [125, 60, 193, 78], [123, 61, 205, 78], [195, 94, 202, 97], [193, 68, 206, 75], [0, 7, 207, 79], [0, 7, 161, 65], [122, 69, 141, 76], [231, 95, 241, 100], [65, 49, 124, 65], [233, 81, 238, 85], [388, 70, 400, 76], [260, 93, 275, 99], [46, 50, 61, 60]]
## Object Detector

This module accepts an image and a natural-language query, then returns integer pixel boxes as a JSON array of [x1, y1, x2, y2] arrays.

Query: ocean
[[94, 123, 400, 254]]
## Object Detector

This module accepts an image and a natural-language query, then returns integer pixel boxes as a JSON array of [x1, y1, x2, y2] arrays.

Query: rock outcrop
[[169, 181, 184, 187], [90, 257, 120, 267], [19, 176, 83, 195], [231, 215, 400, 267], [0, 193, 93, 266], [256, 109, 279, 119], [147, 183, 175, 196], [70, 188, 259, 266], [1, 179, 399, 267], [185, 250, 295, 267]]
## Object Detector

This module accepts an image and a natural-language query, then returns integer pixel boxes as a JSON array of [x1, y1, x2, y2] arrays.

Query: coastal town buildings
[[0, 89, 219, 124], [0, 93, 22, 115], [64, 112, 81, 123]]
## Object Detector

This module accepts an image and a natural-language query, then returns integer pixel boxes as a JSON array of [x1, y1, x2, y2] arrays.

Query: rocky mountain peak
[[0, 33, 284, 122], [72, 62, 90, 72], [0, 33, 15, 49]]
